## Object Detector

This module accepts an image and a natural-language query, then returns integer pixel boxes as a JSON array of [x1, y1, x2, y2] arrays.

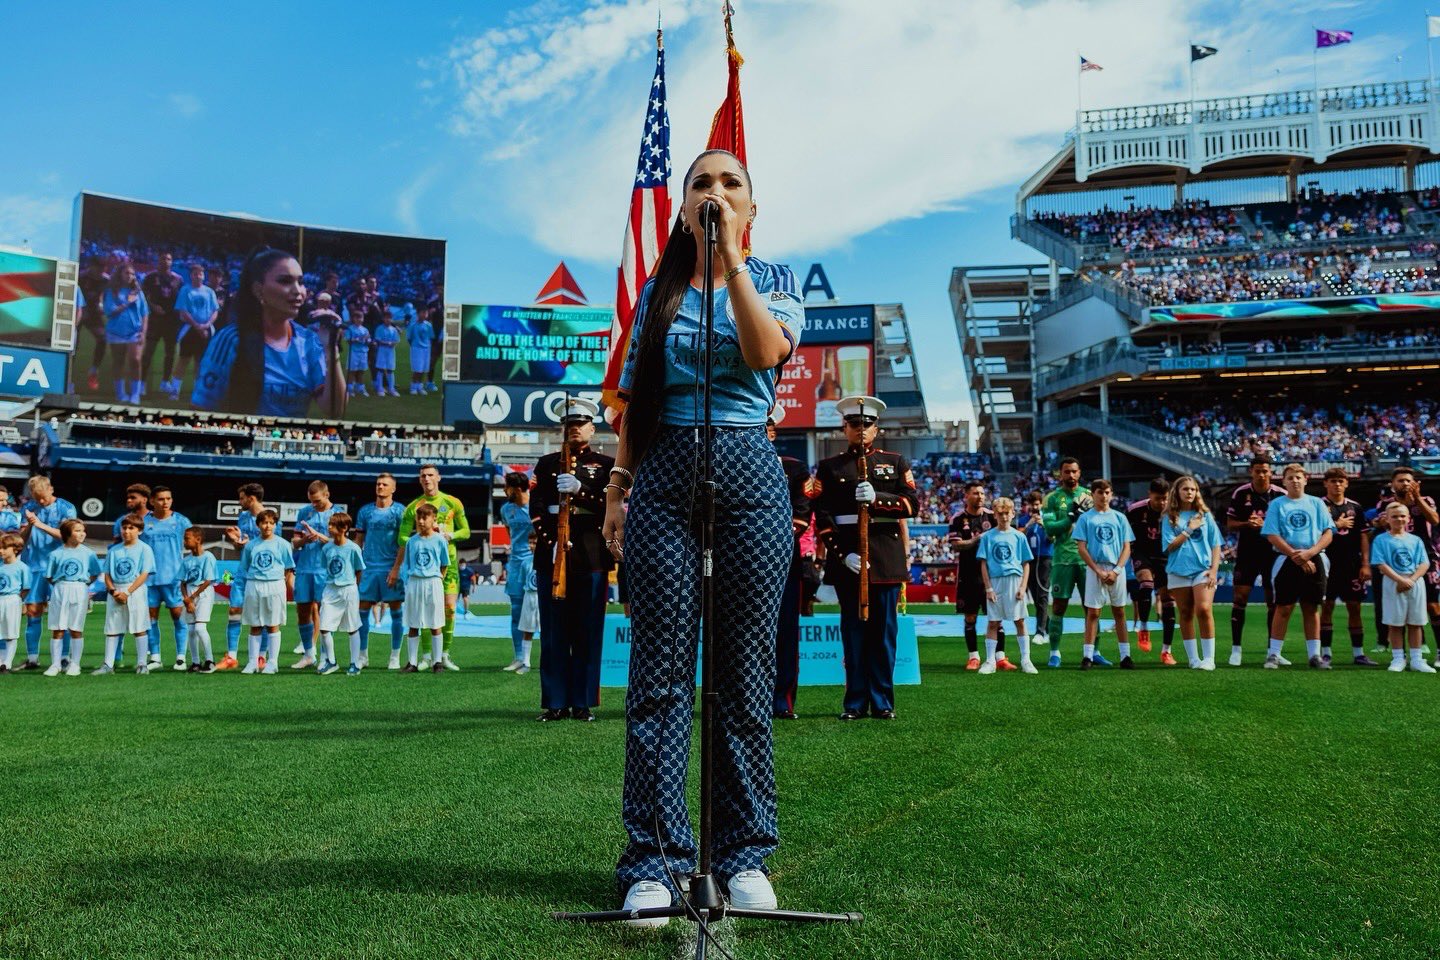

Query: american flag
[[1080, 56, 1103, 72], [601, 33, 671, 417]]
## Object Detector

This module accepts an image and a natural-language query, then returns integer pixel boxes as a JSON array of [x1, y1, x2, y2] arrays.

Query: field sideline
[[1, 602, 1437, 960]]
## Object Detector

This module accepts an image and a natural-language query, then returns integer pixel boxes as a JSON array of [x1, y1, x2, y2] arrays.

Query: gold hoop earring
[[680, 219, 692, 235]]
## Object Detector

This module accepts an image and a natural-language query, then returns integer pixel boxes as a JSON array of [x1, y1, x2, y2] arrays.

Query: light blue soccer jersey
[[103, 288, 149, 342], [0, 560, 32, 596], [0, 509, 21, 534], [106, 541, 156, 588], [174, 283, 219, 331], [619, 258, 804, 428], [356, 502, 404, 567], [1073, 508, 1135, 568], [181, 551, 219, 591], [47, 545, 101, 583], [977, 527, 1033, 579], [407, 319, 434, 350], [1371, 531, 1427, 576], [1260, 493, 1335, 552], [322, 540, 365, 587], [21, 497, 76, 571], [372, 324, 400, 369], [240, 536, 294, 583], [345, 323, 370, 371], [403, 533, 449, 580], [294, 504, 339, 574], [142, 512, 192, 585], [191, 321, 327, 418], [1161, 511, 1224, 577]]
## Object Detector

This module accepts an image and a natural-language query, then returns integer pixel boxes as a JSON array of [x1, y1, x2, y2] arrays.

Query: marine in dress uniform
[[531, 397, 614, 722], [768, 405, 816, 720], [812, 397, 919, 720]]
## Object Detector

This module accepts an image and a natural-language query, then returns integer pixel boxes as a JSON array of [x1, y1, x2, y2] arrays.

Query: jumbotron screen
[[73, 193, 447, 423], [459, 303, 612, 385]]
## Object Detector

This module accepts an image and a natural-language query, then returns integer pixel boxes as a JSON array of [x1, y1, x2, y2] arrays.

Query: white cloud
[[396, 163, 445, 234], [0, 194, 70, 252], [167, 92, 204, 119]]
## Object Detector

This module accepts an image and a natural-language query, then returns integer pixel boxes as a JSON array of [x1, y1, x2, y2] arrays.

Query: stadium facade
[[957, 76, 1440, 495]]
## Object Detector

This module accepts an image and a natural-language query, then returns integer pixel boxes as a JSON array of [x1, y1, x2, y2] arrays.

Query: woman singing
[[191, 248, 344, 418], [602, 149, 804, 923]]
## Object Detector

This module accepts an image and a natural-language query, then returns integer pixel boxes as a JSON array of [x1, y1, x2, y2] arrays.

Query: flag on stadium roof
[[600, 27, 671, 418], [1191, 44, 1218, 62], [1315, 29, 1353, 48], [707, 1, 749, 254], [1428, 15, 1440, 39], [1079, 56, 1103, 72], [533, 262, 587, 306]]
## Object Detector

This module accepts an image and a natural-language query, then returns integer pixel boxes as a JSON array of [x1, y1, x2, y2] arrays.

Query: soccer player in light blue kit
[[406, 310, 435, 395], [1073, 479, 1137, 670], [46, 519, 100, 677], [180, 527, 218, 672], [344, 311, 371, 397], [239, 510, 295, 675], [318, 513, 365, 676], [0, 535, 32, 672], [220, 483, 279, 670], [355, 473, 406, 669], [400, 503, 448, 672], [291, 480, 339, 669], [372, 314, 400, 397], [18, 476, 76, 671], [102, 516, 156, 675], [142, 486, 193, 671], [1260, 463, 1336, 671]]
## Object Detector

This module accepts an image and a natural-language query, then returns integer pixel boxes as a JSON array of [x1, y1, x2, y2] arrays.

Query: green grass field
[[2, 602, 1438, 960]]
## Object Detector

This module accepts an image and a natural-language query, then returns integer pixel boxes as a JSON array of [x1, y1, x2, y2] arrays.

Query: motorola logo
[[470, 385, 513, 424]]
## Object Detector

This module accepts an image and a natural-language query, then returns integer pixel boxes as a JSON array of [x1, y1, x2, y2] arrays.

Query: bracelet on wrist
[[609, 466, 634, 486], [604, 483, 628, 498], [722, 263, 747, 283]]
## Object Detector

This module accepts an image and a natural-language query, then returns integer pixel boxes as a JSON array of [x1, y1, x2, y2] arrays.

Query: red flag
[[600, 31, 671, 419], [706, 2, 749, 254]]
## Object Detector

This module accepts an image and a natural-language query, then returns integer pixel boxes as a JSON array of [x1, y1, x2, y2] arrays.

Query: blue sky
[[0, 0, 1426, 425]]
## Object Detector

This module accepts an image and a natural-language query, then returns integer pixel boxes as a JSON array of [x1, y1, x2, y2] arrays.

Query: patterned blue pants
[[616, 426, 791, 896]]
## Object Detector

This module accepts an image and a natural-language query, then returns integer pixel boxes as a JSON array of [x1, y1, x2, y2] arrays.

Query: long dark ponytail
[[624, 149, 750, 466], [228, 247, 296, 414]]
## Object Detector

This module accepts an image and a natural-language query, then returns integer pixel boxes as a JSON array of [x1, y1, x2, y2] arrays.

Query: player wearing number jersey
[[393, 464, 470, 670], [1225, 458, 1286, 666], [1320, 468, 1377, 666], [142, 487, 193, 671], [355, 473, 406, 669]]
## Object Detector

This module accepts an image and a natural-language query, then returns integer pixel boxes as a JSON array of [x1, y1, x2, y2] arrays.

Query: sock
[[349, 632, 361, 667], [1183, 638, 1198, 663], [1082, 642, 1095, 661], [407, 633, 419, 665], [148, 622, 161, 660], [1135, 587, 1153, 627], [1305, 639, 1320, 658], [995, 624, 1006, 653], [983, 638, 997, 663], [49, 637, 61, 667], [1392, 644, 1406, 664], [267, 630, 280, 663], [1201, 637, 1215, 661], [1411, 646, 1426, 667], [1350, 629, 1365, 658], [247, 631, 262, 667], [320, 631, 335, 665], [1162, 604, 1176, 648], [192, 623, 211, 662], [1320, 626, 1333, 655], [1268, 638, 1283, 656], [1230, 604, 1246, 650], [442, 611, 455, 656], [1017, 633, 1031, 662], [104, 637, 118, 668], [25, 617, 41, 659], [359, 616, 370, 652], [964, 622, 978, 655], [1, 639, 13, 669], [299, 621, 314, 654], [1118, 641, 1131, 659], [1050, 616, 1063, 655], [227, 616, 241, 655], [431, 631, 443, 663], [135, 630, 149, 663], [391, 615, 405, 652], [70, 635, 84, 668], [520, 638, 532, 666], [175, 617, 189, 660]]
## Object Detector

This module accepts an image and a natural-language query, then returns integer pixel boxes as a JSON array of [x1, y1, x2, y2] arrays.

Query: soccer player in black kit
[[1320, 467, 1378, 666], [948, 481, 1002, 670], [1225, 458, 1286, 666], [1127, 477, 1178, 665]]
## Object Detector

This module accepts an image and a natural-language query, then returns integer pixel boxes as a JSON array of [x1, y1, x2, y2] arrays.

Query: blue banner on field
[[599, 614, 921, 687], [0, 344, 67, 398]]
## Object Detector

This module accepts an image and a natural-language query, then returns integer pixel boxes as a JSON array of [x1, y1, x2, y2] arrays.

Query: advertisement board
[[74, 193, 446, 423], [459, 304, 612, 385], [0, 344, 68, 398], [774, 342, 874, 429], [443, 383, 611, 430], [802, 303, 875, 345]]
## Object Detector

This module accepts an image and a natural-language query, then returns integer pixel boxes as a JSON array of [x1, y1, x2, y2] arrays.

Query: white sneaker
[[502, 659, 523, 672], [977, 659, 996, 675], [65, 662, 82, 677], [147, 654, 162, 668], [442, 652, 460, 672], [136, 664, 150, 675], [173, 658, 187, 672], [1276, 654, 1292, 666], [418, 655, 432, 671], [43, 663, 61, 677], [1388, 659, 1407, 673], [1033, 632, 1048, 648], [293, 643, 306, 655], [1189, 660, 1202, 669], [516, 664, 531, 674], [621, 880, 671, 928], [387, 652, 401, 670], [358, 654, 369, 668], [727, 869, 777, 911], [291, 655, 315, 670], [1199, 659, 1216, 671], [1228, 649, 1242, 667], [1413, 659, 1437, 674], [1263, 654, 1281, 670], [1020, 659, 1038, 674], [262, 662, 278, 675], [241, 662, 258, 675]]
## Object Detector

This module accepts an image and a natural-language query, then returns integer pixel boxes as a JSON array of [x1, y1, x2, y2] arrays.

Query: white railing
[[252, 436, 347, 459], [356, 437, 484, 463]]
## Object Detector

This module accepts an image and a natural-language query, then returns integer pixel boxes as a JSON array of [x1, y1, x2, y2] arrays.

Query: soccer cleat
[[1119, 656, 1135, 670], [173, 658, 187, 672], [1263, 654, 1282, 670], [346, 664, 361, 676], [442, 652, 460, 671], [187, 662, 201, 673], [1308, 656, 1331, 670], [727, 869, 778, 911], [418, 655, 432, 671], [773, 710, 798, 720], [215, 655, 239, 671], [621, 880, 672, 928], [996, 658, 1018, 672], [14, 660, 39, 671], [1137, 630, 1152, 653], [537, 708, 569, 722], [572, 708, 595, 722], [65, 662, 81, 677], [1321, 653, 1333, 665], [1020, 659, 1038, 674], [502, 659, 523, 672], [1276, 654, 1292, 666], [1047, 653, 1062, 668], [43, 663, 62, 677], [1160, 650, 1178, 666], [388, 652, 401, 670], [1353, 655, 1380, 667], [86, 372, 100, 391], [291, 655, 315, 670], [1090, 651, 1113, 667], [1079, 658, 1093, 671], [1414, 659, 1438, 675], [261, 662, 278, 675], [1199, 659, 1216, 671], [241, 662, 257, 675], [292, 643, 306, 655], [1228, 649, 1243, 667], [515, 664, 531, 675], [91, 664, 113, 675], [201, 660, 216, 674], [965, 656, 981, 671], [1388, 659, 1407, 673], [873, 709, 896, 720], [978, 659, 996, 675], [257, 655, 267, 671], [358, 654, 369, 668], [319, 661, 339, 676], [136, 664, 149, 675], [431, 661, 444, 673], [400, 663, 419, 673], [147, 654, 162, 668], [838, 711, 863, 721]]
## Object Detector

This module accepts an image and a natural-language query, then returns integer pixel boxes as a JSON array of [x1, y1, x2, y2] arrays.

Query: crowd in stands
[[1035, 201, 1251, 254], [1114, 254, 1324, 304], [1264, 188, 1406, 244], [1151, 325, 1440, 357]]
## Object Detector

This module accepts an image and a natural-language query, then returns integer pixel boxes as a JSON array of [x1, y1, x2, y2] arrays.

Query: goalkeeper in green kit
[[1041, 457, 1094, 668]]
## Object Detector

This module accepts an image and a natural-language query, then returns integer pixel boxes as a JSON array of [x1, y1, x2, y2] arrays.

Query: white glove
[[556, 473, 581, 494], [845, 553, 864, 574], [853, 481, 877, 504]]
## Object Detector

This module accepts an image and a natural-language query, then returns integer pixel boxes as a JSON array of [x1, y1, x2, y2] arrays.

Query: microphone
[[699, 200, 721, 232]]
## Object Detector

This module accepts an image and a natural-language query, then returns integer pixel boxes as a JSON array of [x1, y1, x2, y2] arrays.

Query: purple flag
[[1316, 29, 1353, 48]]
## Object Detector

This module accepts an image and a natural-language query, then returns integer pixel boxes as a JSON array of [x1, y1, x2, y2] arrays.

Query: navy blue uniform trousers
[[616, 426, 791, 896], [536, 570, 606, 710], [835, 571, 900, 715]]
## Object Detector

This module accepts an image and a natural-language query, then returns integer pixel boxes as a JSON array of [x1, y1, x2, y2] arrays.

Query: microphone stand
[[553, 208, 861, 955]]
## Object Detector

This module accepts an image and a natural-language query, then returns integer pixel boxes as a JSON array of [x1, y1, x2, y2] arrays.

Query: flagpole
[[1428, 11, 1436, 94], [1076, 51, 1082, 114]]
